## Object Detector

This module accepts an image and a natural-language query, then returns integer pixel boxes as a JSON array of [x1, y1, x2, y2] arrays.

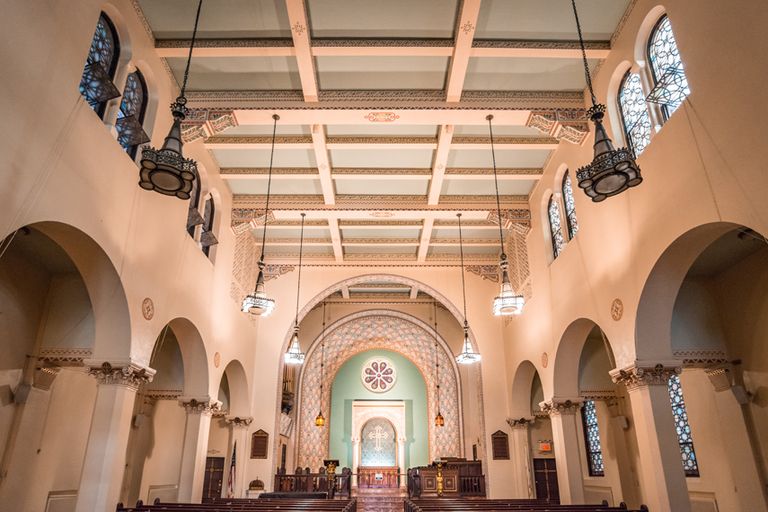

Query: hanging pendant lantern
[[435, 411, 445, 427], [486, 115, 525, 316], [315, 302, 327, 428], [315, 410, 326, 427], [284, 213, 307, 364], [242, 114, 280, 316], [455, 213, 481, 365], [138, 0, 204, 199], [570, 0, 642, 202]]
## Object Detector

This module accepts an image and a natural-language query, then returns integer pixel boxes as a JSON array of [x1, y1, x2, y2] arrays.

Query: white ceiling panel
[[307, 0, 459, 38], [440, 178, 536, 196], [464, 57, 599, 91], [453, 125, 542, 137], [212, 148, 317, 168], [221, 124, 310, 136], [316, 56, 449, 90], [475, 0, 630, 40], [166, 56, 301, 91], [139, 0, 290, 39], [447, 149, 551, 168], [341, 228, 422, 239], [226, 178, 323, 195], [330, 148, 434, 168], [432, 228, 495, 240], [265, 246, 334, 256], [429, 246, 499, 256], [335, 178, 429, 196], [344, 246, 418, 255]]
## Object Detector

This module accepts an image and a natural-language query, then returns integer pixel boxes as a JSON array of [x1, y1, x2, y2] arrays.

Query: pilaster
[[177, 397, 220, 502], [225, 416, 253, 497], [506, 417, 534, 498], [539, 398, 584, 504]]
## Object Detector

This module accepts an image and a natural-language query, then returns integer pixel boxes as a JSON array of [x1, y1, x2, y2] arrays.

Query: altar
[[351, 400, 407, 489], [357, 466, 400, 489]]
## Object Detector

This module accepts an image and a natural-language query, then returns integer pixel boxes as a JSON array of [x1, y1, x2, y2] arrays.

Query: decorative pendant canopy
[[284, 213, 307, 365], [242, 114, 280, 316], [571, 0, 642, 202], [315, 301, 328, 428], [487, 115, 525, 316], [138, 0, 203, 199], [455, 213, 481, 365]]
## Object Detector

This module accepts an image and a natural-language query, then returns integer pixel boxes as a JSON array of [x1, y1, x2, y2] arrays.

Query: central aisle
[[353, 487, 407, 512]]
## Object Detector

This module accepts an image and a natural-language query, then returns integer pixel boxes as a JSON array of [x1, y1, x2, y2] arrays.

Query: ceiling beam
[[220, 167, 543, 180], [341, 285, 350, 299], [417, 218, 435, 263], [427, 125, 454, 205], [206, 135, 558, 150], [327, 217, 344, 262], [446, 0, 482, 102], [409, 285, 419, 299], [285, 0, 318, 101], [310, 125, 336, 204]]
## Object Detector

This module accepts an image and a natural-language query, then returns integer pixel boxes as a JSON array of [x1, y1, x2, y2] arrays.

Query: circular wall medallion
[[361, 357, 397, 393], [141, 298, 154, 320], [214, 352, 221, 368], [541, 352, 549, 368], [611, 298, 624, 321]]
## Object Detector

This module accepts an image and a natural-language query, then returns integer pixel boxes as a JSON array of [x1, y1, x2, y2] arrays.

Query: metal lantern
[[284, 213, 307, 365], [455, 213, 481, 365]]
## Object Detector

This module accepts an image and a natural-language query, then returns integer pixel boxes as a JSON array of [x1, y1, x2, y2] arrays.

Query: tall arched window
[[561, 172, 579, 240], [79, 13, 121, 118], [618, 71, 652, 155], [116, 71, 150, 158], [647, 15, 690, 120], [200, 195, 218, 258], [547, 195, 564, 259], [668, 374, 699, 477], [581, 400, 605, 477]]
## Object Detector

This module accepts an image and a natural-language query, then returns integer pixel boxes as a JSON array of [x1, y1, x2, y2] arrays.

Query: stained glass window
[[79, 13, 121, 117], [667, 374, 700, 477], [186, 169, 204, 237], [562, 172, 579, 240], [647, 15, 690, 119], [201, 196, 218, 257], [581, 400, 605, 477], [116, 71, 150, 158], [548, 195, 565, 259], [618, 72, 652, 155]]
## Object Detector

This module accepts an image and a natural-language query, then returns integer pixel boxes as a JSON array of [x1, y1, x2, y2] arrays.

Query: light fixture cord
[[570, 0, 597, 106], [179, 0, 204, 99], [258, 115, 279, 265], [457, 213, 468, 323], [487, 116, 506, 257], [319, 302, 326, 404], [293, 213, 306, 326]]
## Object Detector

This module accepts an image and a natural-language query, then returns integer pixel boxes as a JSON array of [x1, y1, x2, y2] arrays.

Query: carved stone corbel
[[506, 417, 535, 429], [609, 361, 682, 391], [84, 360, 156, 390], [539, 398, 583, 416], [226, 415, 254, 428], [179, 396, 222, 415]]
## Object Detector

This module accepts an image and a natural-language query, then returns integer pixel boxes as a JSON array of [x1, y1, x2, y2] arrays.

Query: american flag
[[227, 441, 237, 498]]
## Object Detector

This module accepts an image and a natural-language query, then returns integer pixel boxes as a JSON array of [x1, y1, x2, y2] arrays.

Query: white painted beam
[[446, 0, 482, 102], [417, 218, 435, 262], [285, 0, 318, 101], [427, 125, 454, 205]]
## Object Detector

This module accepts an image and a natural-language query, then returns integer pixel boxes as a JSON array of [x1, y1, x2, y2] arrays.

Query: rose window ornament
[[361, 358, 397, 392]]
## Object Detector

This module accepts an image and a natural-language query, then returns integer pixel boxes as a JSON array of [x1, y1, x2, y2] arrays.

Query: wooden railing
[[272, 470, 352, 498]]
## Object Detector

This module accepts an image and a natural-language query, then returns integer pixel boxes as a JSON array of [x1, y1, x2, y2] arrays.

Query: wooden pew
[[116, 497, 356, 512], [403, 498, 648, 512]]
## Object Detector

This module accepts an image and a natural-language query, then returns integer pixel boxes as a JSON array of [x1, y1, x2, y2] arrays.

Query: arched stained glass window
[[186, 169, 204, 237], [581, 400, 605, 477], [647, 15, 690, 119], [562, 172, 579, 240], [79, 13, 121, 117], [200, 195, 218, 258], [548, 195, 564, 259], [116, 71, 150, 158], [618, 72, 652, 155], [668, 374, 699, 477]]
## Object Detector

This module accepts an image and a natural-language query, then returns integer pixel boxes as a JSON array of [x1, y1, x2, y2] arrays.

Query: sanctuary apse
[[1, 1, 768, 512]]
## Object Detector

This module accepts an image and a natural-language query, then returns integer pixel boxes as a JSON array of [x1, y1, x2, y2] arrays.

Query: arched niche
[[552, 318, 616, 398]]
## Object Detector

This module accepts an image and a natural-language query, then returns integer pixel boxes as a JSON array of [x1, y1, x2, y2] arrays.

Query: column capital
[[84, 360, 155, 390], [178, 396, 222, 415], [226, 415, 254, 428], [506, 417, 535, 429], [539, 397, 583, 416], [610, 361, 681, 391]]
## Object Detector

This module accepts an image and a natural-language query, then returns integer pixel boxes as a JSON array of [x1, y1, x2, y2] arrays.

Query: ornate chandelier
[[486, 115, 525, 316], [138, 0, 203, 199], [455, 213, 481, 365], [571, 0, 642, 202], [315, 302, 327, 427], [241, 114, 280, 316], [284, 213, 307, 365]]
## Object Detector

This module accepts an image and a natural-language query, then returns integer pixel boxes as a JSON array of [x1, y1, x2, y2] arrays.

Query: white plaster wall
[[137, 400, 186, 503]]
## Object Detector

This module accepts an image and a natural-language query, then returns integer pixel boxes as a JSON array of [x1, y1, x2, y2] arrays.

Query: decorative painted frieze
[[609, 362, 682, 391]]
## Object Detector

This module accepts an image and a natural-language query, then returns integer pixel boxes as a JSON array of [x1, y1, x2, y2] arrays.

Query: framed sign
[[250, 429, 269, 459]]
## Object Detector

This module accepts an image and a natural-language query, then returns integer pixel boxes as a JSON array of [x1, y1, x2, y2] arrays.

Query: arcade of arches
[[1, 1, 767, 512]]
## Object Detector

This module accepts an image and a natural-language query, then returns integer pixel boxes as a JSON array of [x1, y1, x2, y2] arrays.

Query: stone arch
[[509, 360, 543, 418], [552, 318, 614, 398], [635, 222, 749, 360], [159, 317, 209, 398], [295, 309, 463, 471], [219, 359, 249, 417]]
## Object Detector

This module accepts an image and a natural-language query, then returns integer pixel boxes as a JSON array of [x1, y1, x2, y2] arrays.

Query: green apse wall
[[329, 349, 428, 470]]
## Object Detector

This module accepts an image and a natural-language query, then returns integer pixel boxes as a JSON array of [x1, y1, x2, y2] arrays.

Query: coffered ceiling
[[136, 0, 633, 267]]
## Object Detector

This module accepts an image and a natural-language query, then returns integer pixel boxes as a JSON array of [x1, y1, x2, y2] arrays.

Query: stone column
[[507, 418, 534, 498], [603, 398, 641, 507], [226, 416, 253, 498], [539, 398, 585, 504], [350, 436, 360, 488], [610, 362, 691, 512], [177, 397, 220, 502], [398, 435, 407, 489], [76, 361, 155, 512], [705, 367, 768, 511]]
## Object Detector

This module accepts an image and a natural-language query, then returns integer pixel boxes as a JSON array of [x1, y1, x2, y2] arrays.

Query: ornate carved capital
[[85, 360, 155, 390], [179, 397, 222, 415], [226, 415, 254, 428], [539, 398, 583, 416], [610, 361, 681, 391], [506, 417, 535, 429]]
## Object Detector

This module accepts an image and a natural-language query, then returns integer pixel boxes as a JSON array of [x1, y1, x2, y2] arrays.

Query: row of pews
[[116, 497, 356, 512], [404, 498, 649, 512]]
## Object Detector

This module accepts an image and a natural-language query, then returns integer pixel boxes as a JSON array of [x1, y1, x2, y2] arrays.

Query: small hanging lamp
[[315, 302, 327, 427], [487, 115, 525, 316], [241, 114, 280, 316], [138, 0, 203, 199], [433, 301, 445, 427], [284, 213, 307, 365], [570, 0, 642, 202], [455, 213, 481, 365]]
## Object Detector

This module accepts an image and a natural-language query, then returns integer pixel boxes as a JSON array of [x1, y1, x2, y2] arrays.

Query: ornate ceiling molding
[[539, 397, 583, 416], [672, 349, 729, 368], [156, 38, 293, 49], [610, 362, 682, 391], [465, 265, 500, 283], [38, 347, 92, 366], [472, 39, 610, 50]]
